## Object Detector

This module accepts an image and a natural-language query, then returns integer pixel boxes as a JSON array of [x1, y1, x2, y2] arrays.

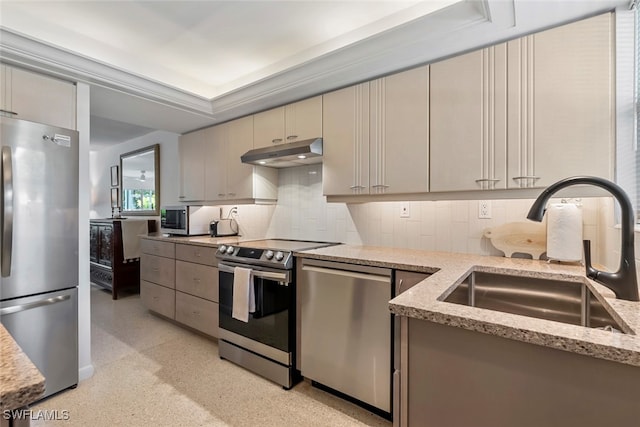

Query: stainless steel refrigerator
[[0, 116, 79, 399]]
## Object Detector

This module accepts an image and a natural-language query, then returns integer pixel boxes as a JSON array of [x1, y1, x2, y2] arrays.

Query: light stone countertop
[[0, 324, 45, 411], [142, 233, 241, 248], [295, 245, 640, 368]]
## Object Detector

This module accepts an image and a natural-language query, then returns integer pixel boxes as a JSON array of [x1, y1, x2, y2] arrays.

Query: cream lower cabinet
[[141, 239, 221, 339], [175, 244, 219, 338], [253, 95, 322, 149], [205, 116, 278, 203], [1, 65, 76, 129], [323, 66, 429, 196], [140, 240, 176, 319], [430, 12, 613, 192], [179, 128, 208, 202]]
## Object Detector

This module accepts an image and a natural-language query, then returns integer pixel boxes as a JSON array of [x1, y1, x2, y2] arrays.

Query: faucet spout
[[526, 176, 639, 301]]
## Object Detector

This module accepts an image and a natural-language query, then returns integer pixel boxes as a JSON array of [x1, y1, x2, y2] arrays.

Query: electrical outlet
[[400, 203, 410, 218], [478, 200, 492, 219]]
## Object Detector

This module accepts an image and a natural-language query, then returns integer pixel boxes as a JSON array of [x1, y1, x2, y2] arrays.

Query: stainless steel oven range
[[216, 239, 337, 389]]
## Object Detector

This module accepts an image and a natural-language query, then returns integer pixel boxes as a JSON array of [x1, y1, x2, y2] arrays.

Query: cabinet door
[[507, 13, 613, 188], [253, 106, 285, 148], [10, 67, 76, 129], [140, 254, 175, 288], [322, 83, 370, 196], [204, 124, 227, 200], [175, 291, 218, 337], [370, 66, 430, 194], [141, 280, 175, 319], [226, 116, 255, 199], [89, 224, 99, 263], [430, 47, 507, 192], [98, 225, 113, 267], [0, 64, 11, 114], [179, 129, 207, 201], [284, 96, 322, 143]]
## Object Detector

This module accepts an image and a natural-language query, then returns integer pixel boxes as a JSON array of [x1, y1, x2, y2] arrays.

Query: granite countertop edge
[[294, 245, 640, 368], [141, 233, 241, 247], [0, 325, 45, 411]]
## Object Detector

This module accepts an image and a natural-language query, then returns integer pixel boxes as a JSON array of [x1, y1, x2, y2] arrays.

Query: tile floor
[[31, 286, 391, 426]]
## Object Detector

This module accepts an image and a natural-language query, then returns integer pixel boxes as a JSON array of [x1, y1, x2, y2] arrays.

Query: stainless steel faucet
[[527, 176, 639, 301]]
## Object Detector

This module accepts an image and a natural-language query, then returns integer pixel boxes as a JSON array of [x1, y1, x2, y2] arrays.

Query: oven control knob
[[226, 245, 234, 254], [275, 251, 285, 261], [265, 250, 274, 260], [218, 245, 226, 254]]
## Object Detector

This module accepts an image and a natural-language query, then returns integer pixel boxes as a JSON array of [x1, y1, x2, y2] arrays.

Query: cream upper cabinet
[[430, 12, 613, 193], [205, 116, 278, 202], [179, 129, 208, 202], [370, 66, 429, 195], [1, 65, 76, 129], [253, 95, 322, 149], [323, 67, 429, 196], [322, 83, 370, 196], [430, 46, 508, 192], [205, 125, 227, 200], [506, 12, 613, 188]]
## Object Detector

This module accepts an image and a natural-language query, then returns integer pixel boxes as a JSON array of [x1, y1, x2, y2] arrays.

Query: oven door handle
[[218, 263, 289, 282]]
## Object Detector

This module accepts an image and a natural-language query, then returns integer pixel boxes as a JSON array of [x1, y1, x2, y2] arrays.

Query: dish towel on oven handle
[[232, 266, 255, 322]]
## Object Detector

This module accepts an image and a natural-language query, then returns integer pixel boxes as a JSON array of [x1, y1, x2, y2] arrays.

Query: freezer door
[[1, 117, 78, 299], [0, 287, 78, 398]]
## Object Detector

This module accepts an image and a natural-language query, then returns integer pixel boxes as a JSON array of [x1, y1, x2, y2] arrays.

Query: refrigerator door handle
[[0, 294, 71, 315], [1, 145, 13, 277]]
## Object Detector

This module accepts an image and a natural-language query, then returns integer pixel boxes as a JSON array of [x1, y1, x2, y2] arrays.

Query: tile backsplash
[[233, 164, 607, 262]]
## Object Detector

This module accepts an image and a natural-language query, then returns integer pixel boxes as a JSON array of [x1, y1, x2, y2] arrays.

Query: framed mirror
[[119, 144, 160, 216]]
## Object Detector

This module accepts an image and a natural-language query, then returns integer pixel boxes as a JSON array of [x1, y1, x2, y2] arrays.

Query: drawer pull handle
[[218, 193, 226, 197], [349, 185, 366, 190], [474, 178, 500, 183], [152, 267, 159, 272], [193, 311, 200, 316], [272, 138, 282, 143], [193, 278, 201, 283], [286, 135, 298, 140]]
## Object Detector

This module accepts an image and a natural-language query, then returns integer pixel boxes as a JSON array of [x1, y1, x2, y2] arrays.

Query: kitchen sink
[[442, 271, 627, 332]]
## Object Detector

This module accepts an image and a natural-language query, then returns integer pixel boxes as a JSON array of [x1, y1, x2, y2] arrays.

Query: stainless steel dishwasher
[[298, 258, 392, 414]]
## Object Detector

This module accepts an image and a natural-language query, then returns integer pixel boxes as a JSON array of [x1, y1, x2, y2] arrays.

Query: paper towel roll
[[546, 203, 583, 262]]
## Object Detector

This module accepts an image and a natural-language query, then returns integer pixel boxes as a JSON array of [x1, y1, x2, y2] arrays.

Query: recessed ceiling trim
[[0, 28, 214, 115]]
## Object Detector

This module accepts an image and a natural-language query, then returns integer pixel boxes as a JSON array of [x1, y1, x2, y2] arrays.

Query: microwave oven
[[160, 205, 217, 235]]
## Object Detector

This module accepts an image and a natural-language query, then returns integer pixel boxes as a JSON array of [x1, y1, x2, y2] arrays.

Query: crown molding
[[0, 28, 214, 115], [0, 0, 622, 132]]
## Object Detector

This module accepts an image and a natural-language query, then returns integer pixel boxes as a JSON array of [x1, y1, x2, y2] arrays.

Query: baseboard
[[78, 363, 95, 381]]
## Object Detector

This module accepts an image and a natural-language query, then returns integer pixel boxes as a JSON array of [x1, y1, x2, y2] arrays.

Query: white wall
[[77, 82, 93, 381], [232, 164, 606, 261], [90, 131, 180, 218]]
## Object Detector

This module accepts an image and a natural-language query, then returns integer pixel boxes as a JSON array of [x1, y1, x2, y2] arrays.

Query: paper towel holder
[[527, 176, 639, 302]]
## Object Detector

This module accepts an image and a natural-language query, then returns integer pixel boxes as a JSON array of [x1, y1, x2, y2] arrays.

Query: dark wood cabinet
[[90, 219, 156, 299]]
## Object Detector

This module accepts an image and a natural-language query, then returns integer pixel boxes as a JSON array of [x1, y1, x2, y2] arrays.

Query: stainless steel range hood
[[241, 138, 322, 168]]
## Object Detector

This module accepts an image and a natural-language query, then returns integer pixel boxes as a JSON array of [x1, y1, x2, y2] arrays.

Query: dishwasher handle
[[301, 264, 390, 283]]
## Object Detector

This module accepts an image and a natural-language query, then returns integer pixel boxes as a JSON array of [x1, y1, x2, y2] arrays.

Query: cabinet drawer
[[175, 260, 219, 302], [140, 254, 175, 288], [175, 291, 218, 338], [141, 280, 175, 319], [175, 244, 217, 266], [141, 239, 175, 258]]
